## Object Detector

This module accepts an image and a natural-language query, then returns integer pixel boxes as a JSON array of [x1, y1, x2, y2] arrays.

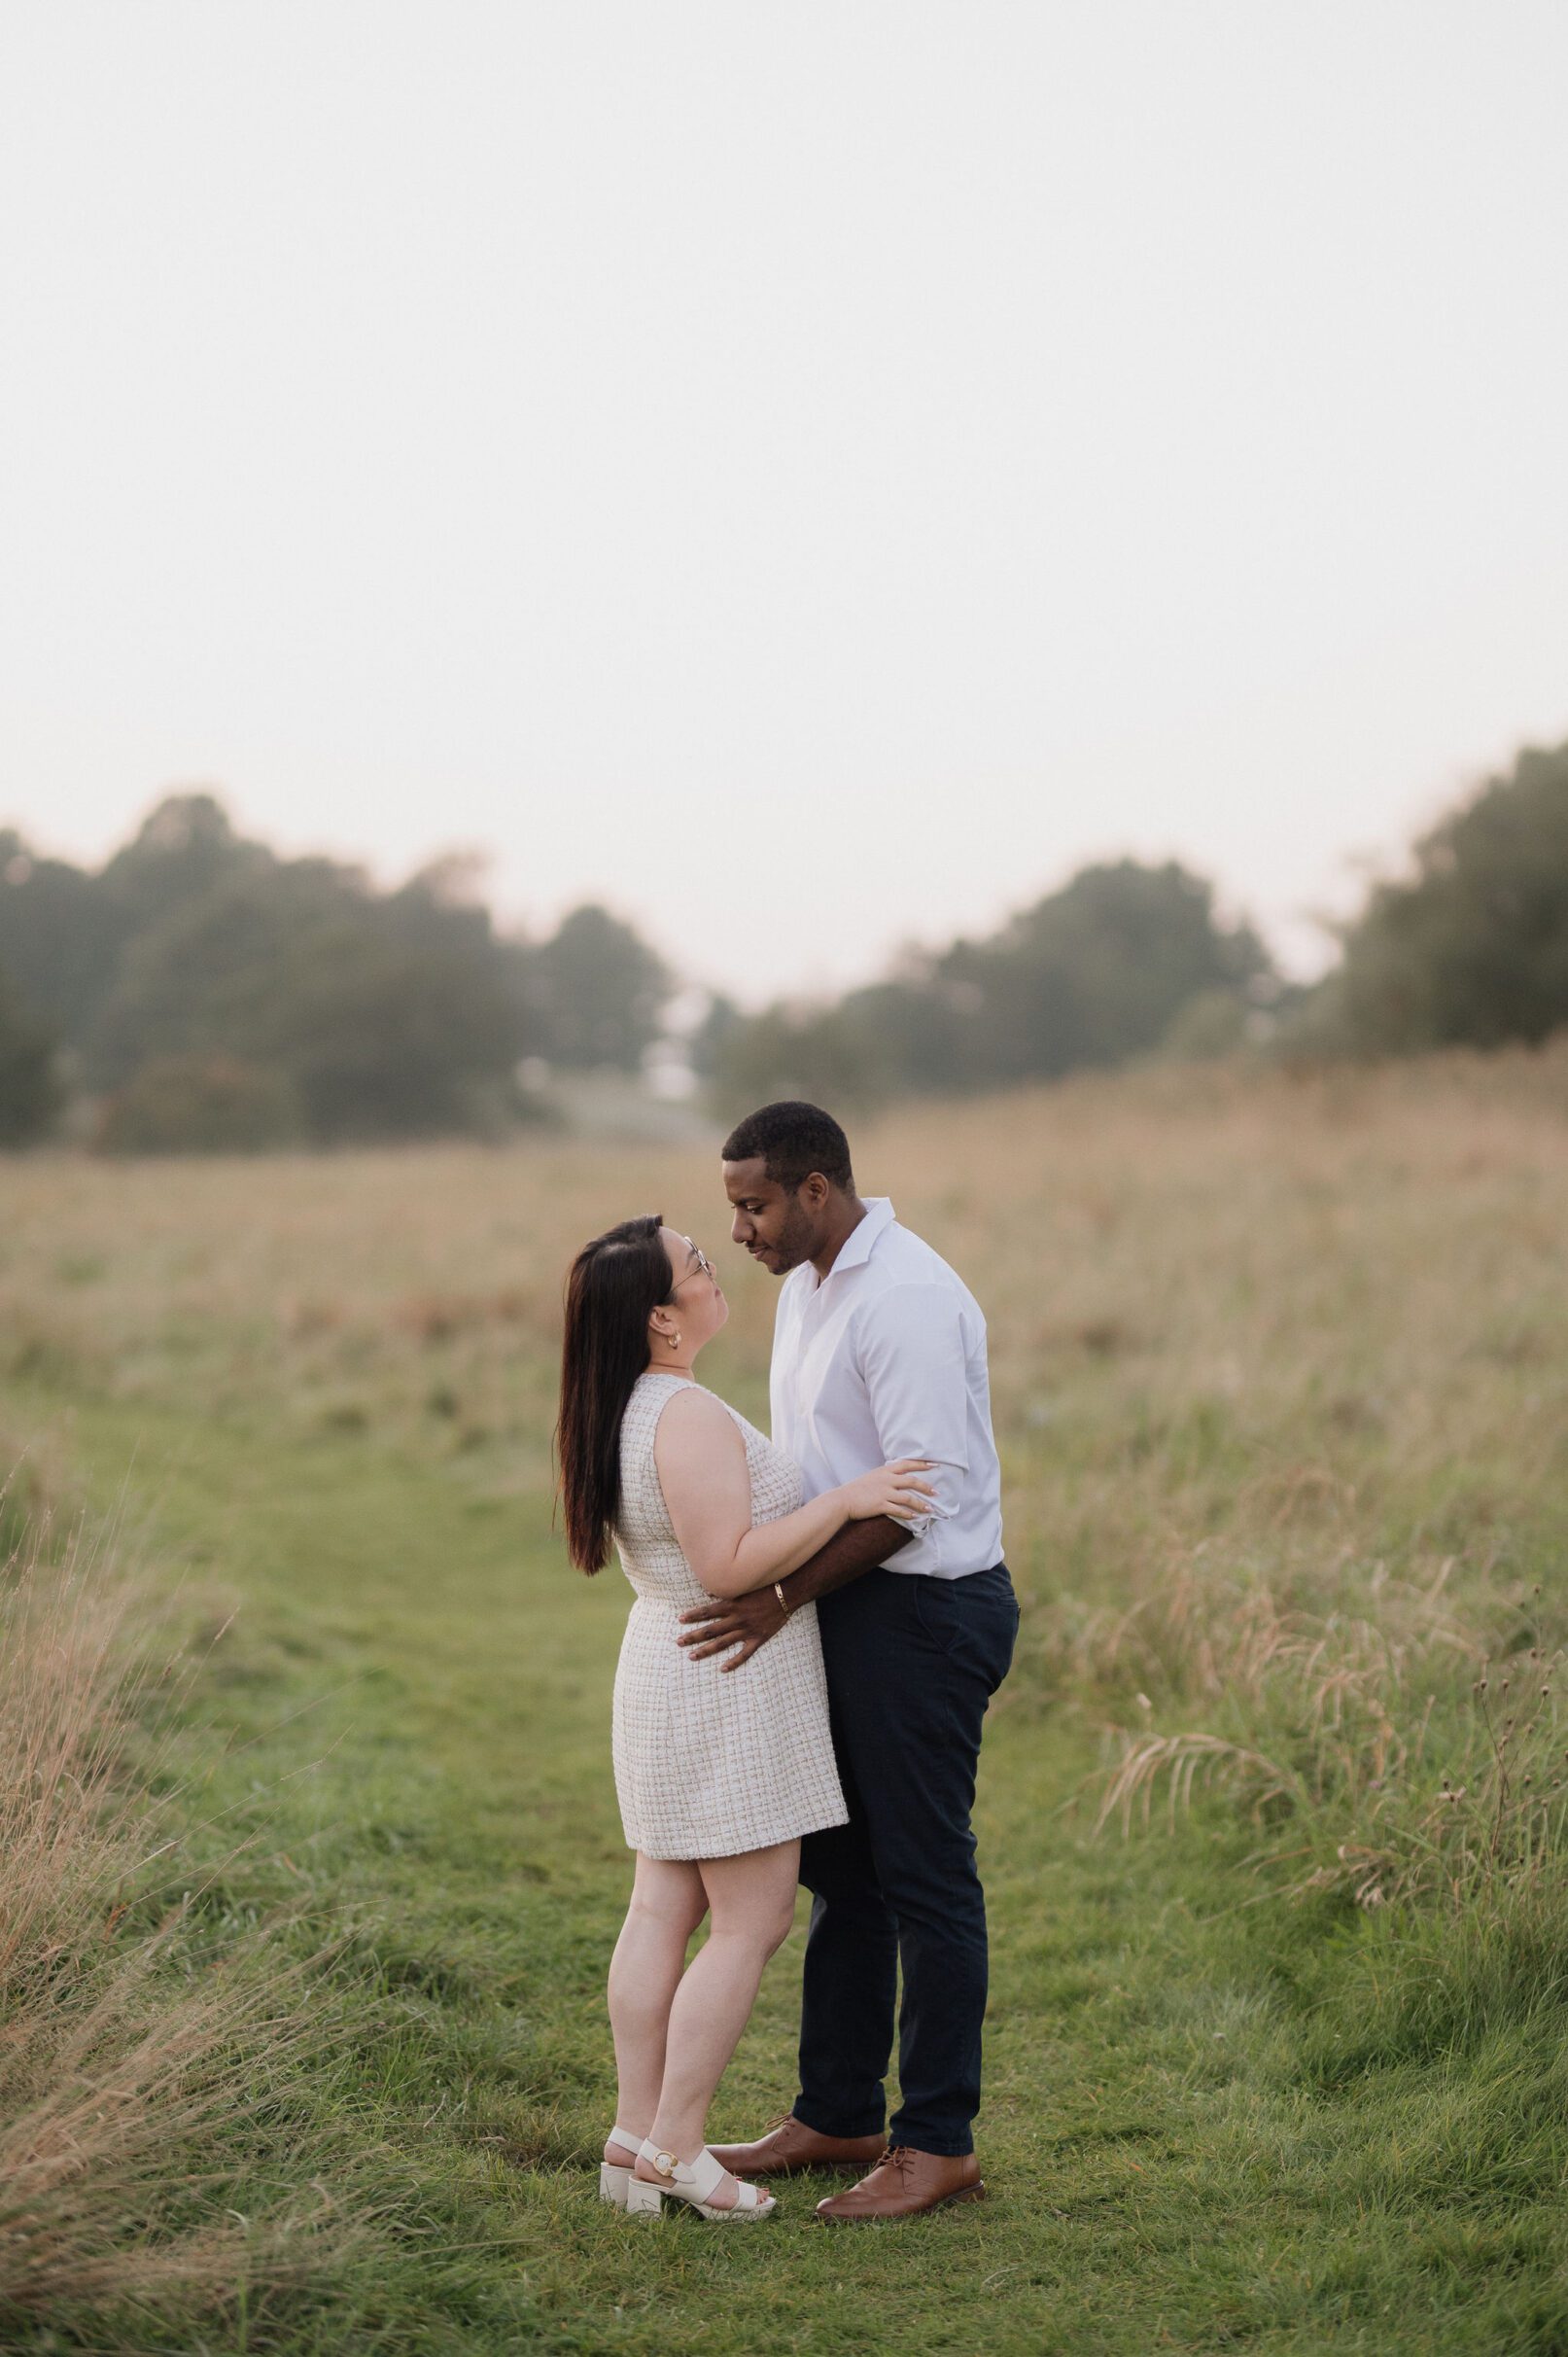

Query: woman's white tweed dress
[[610, 1370, 849, 1860]]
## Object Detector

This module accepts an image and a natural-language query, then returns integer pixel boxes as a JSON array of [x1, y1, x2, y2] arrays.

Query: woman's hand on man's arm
[[656, 1390, 906, 1600]]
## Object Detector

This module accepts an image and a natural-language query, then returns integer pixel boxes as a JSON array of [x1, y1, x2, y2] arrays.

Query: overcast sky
[[2, 1, 1565, 1005]]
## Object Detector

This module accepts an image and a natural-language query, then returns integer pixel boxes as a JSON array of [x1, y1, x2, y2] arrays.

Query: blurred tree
[[528, 905, 670, 1071], [97, 792, 264, 932], [1324, 742, 1568, 1053], [983, 861, 1270, 1070], [0, 795, 265, 1057], [94, 1055, 304, 1155], [87, 857, 348, 1087], [90, 861, 537, 1140], [686, 990, 747, 1080], [0, 830, 122, 1042], [715, 858, 1272, 1105], [0, 792, 675, 1143], [712, 1003, 884, 1114], [261, 878, 536, 1141], [0, 963, 62, 1145]]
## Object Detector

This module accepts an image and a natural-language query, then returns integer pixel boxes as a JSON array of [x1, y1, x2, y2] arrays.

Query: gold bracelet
[[774, 1581, 792, 1616]]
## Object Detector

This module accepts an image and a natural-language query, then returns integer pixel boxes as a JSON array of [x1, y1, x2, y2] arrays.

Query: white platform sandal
[[599, 2126, 643, 2207], [625, 2138, 778, 2221]]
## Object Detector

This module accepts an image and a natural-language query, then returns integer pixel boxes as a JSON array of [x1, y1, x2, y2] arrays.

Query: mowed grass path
[[17, 1380, 1564, 2357]]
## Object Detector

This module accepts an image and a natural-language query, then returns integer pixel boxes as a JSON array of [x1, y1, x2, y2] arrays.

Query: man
[[678, 1099, 1018, 2222]]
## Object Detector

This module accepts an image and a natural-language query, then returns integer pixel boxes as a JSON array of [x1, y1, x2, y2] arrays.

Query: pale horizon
[[4, 1, 1566, 1008]]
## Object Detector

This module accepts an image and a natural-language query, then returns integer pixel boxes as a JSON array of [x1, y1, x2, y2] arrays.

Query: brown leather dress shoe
[[815, 2145, 986, 2221], [707, 2114, 889, 2177]]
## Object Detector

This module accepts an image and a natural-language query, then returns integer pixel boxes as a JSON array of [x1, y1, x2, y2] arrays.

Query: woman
[[556, 1214, 933, 2221]]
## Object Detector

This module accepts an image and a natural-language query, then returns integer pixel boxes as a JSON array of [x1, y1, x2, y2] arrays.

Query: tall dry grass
[[0, 1486, 350, 2329], [1086, 1555, 1568, 1912]]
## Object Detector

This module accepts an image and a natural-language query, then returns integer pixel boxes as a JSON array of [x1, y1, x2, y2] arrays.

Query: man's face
[[723, 1157, 821, 1277]]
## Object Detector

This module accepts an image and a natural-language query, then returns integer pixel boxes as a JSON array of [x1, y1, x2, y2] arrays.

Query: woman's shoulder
[[648, 1381, 748, 1503], [649, 1381, 752, 1457], [651, 1380, 739, 1431], [627, 1374, 733, 1437], [622, 1370, 695, 1442]]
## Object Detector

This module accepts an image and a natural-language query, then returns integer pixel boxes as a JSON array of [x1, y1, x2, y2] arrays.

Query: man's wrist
[[779, 1514, 911, 1612]]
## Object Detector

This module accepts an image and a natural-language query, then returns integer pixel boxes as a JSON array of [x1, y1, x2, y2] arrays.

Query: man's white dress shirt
[[769, 1197, 1004, 1580]]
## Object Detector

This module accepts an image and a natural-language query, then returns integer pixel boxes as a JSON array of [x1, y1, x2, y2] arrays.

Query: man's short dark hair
[[721, 1101, 854, 1194]]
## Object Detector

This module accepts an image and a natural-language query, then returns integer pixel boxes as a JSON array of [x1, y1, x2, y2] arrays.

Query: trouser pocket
[[912, 1564, 1018, 1695]]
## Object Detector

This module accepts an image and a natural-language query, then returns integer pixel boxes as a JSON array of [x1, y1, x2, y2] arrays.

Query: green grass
[[8, 1388, 1566, 2356], [6, 1064, 1568, 2351]]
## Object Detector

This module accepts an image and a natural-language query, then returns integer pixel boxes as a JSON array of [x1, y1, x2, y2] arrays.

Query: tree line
[[696, 857, 1281, 1109], [0, 795, 666, 1149], [3, 735, 1566, 1148], [701, 736, 1568, 1106]]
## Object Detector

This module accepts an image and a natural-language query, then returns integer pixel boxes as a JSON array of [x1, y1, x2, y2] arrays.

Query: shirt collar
[[823, 1195, 895, 1279]]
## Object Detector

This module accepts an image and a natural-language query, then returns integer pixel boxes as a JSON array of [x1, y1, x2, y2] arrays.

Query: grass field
[[5, 1047, 1568, 2353]]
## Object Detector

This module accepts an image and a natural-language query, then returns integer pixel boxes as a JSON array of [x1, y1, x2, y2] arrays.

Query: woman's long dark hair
[[556, 1213, 674, 1573]]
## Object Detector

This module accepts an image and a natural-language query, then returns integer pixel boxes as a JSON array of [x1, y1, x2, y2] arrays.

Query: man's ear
[[801, 1172, 830, 1213]]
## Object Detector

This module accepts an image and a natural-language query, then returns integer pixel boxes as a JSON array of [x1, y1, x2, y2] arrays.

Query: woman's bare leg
[[637, 1839, 800, 2204], [606, 1852, 707, 2164]]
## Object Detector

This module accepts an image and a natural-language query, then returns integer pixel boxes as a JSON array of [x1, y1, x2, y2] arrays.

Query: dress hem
[[623, 1807, 850, 1863]]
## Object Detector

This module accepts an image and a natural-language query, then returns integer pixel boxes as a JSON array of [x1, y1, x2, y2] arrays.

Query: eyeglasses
[[669, 1237, 717, 1295]]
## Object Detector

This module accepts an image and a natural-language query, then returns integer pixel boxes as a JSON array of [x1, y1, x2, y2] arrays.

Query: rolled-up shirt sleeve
[[854, 1283, 969, 1535]]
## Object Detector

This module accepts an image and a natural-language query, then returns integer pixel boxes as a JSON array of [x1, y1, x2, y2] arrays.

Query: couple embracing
[[556, 1101, 1017, 2224]]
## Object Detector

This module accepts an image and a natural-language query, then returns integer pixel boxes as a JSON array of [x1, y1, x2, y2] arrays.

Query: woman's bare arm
[[653, 1389, 932, 1600], [676, 1516, 913, 1667]]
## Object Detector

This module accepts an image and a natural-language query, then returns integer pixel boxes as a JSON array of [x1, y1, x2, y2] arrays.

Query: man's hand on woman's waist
[[677, 1515, 913, 1670]]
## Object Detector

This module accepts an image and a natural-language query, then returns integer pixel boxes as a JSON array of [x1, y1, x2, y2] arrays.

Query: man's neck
[[809, 1193, 869, 1284]]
